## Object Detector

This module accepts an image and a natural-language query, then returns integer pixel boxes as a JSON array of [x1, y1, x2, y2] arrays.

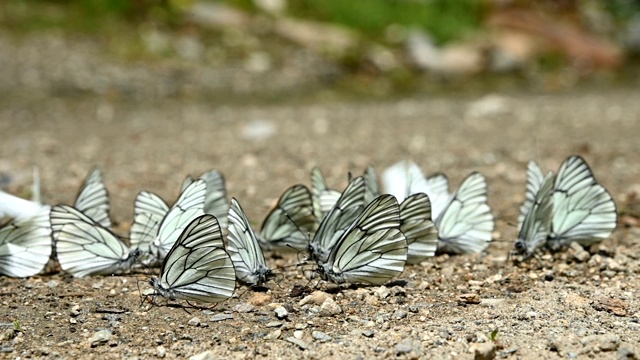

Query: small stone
[[319, 298, 342, 317], [47, 280, 58, 288], [286, 337, 308, 350], [274, 306, 289, 319], [393, 310, 408, 320], [189, 350, 216, 360], [209, 314, 233, 322], [89, 329, 111, 347], [249, 292, 271, 306], [458, 293, 481, 304], [396, 339, 413, 355], [264, 329, 281, 340], [570, 242, 591, 262], [374, 286, 390, 300], [312, 331, 332, 342], [70, 305, 81, 317], [299, 291, 331, 306], [581, 334, 620, 352], [188, 317, 201, 327], [293, 330, 303, 340], [474, 342, 496, 360], [233, 303, 255, 313], [265, 321, 282, 328], [156, 345, 166, 358], [617, 347, 637, 359], [592, 297, 628, 316], [362, 330, 375, 338]]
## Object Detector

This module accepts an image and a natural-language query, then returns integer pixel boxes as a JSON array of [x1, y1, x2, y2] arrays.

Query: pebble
[[396, 340, 413, 355], [293, 330, 304, 340], [299, 291, 331, 306], [393, 310, 408, 320], [264, 329, 281, 340], [233, 303, 255, 313], [188, 317, 201, 327], [274, 306, 289, 319], [312, 331, 332, 342], [581, 334, 620, 352], [319, 298, 342, 317], [249, 293, 271, 306], [209, 314, 233, 322], [156, 345, 167, 358], [70, 305, 81, 317], [265, 321, 282, 328], [592, 297, 628, 316], [362, 330, 375, 338], [189, 350, 216, 360], [89, 329, 111, 347], [570, 242, 591, 262], [374, 286, 390, 299], [473, 342, 496, 360], [458, 293, 481, 304], [617, 347, 637, 359], [286, 337, 308, 350]]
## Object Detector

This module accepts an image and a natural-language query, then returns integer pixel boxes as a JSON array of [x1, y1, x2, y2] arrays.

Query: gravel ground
[[0, 32, 639, 360]]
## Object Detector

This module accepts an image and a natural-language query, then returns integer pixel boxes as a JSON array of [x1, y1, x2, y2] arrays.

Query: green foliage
[[12, 320, 22, 332], [489, 328, 499, 342]]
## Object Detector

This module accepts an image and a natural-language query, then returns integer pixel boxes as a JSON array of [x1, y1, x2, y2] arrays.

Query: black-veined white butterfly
[[258, 185, 318, 252], [400, 193, 439, 264], [547, 156, 617, 249], [227, 198, 275, 287], [434, 172, 495, 254], [74, 168, 111, 229], [311, 167, 342, 222], [51, 205, 139, 277], [129, 179, 206, 263], [0, 205, 52, 277], [513, 161, 555, 257], [363, 166, 381, 205], [148, 214, 236, 304], [309, 176, 366, 263], [315, 194, 407, 285], [181, 170, 229, 229]]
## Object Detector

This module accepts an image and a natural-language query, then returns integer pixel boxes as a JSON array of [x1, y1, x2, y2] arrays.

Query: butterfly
[[51, 205, 139, 277], [181, 170, 229, 229], [547, 156, 617, 249], [315, 194, 407, 285], [433, 172, 495, 254], [74, 168, 111, 229], [309, 176, 366, 263], [148, 214, 236, 304], [400, 193, 439, 264], [129, 179, 206, 263], [227, 198, 275, 287], [0, 205, 52, 277], [311, 167, 342, 222], [258, 185, 318, 252], [513, 161, 555, 257]]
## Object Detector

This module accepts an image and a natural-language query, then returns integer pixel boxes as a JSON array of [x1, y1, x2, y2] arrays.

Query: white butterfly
[[181, 170, 229, 229], [363, 166, 381, 205], [309, 176, 366, 263], [310, 167, 341, 222], [74, 168, 111, 229], [51, 205, 138, 277], [130, 179, 206, 263], [0, 206, 52, 278], [258, 185, 318, 252], [434, 172, 495, 254], [149, 214, 236, 304], [316, 194, 407, 285], [514, 161, 555, 257], [547, 156, 617, 249], [227, 198, 275, 287], [400, 193, 438, 264], [382, 160, 431, 203]]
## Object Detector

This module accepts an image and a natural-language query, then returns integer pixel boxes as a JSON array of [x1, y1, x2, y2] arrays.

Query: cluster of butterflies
[[0, 155, 617, 305]]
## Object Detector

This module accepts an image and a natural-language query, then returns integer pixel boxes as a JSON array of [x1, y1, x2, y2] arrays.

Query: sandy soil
[[0, 86, 639, 359]]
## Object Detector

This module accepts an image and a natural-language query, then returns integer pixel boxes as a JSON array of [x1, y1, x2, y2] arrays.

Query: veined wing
[[151, 179, 206, 260], [363, 166, 381, 205], [435, 172, 494, 254], [517, 161, 546, 230], [514, 171, 554, 257], [549, 156, 617, 248], [259, 184, 318, 251], [129, 191, 169, 255], [310, 176, 366, 263], [228, 198, 273, 286], [400, 193, 438, 264], [425, 174, 450, 221], [183, 170, 229, 229], [51, 205, 135, 277], [382, 160, 430, 203], [311, 167, 341, 221], [152, 214, 235, 303], [74, 167, 111, 229], [318, 194, 407, 285], [0, 206, 52, 277]]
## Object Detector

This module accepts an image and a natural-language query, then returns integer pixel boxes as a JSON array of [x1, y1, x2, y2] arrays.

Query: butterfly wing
[[425, 174, 450, 221], [74, 168, 111, 229], [311, 167, 341, 221], [363, 166, 381, 205], [259, 185, 318, 251], [549, 156, 617, 248], [151, 179, 206, 260], [0, 206, 52, 277], [199, 170, 229, 229], [319, 194, 407, 285], [155, 214, 235, 303], [228, 198, 272, 286], [400, 193, 438, 264], [517, 161, 546, 230], [129, 191, 170, 265], [515, 171, 555, 257], [51, 205, 132, 277], [310, 176, 366, 263], [435, 172, 494, 254], [382, 160, 430, 203]]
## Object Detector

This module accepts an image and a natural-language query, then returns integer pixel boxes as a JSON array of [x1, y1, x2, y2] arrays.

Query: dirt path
[[0, 88, 638, 359]]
